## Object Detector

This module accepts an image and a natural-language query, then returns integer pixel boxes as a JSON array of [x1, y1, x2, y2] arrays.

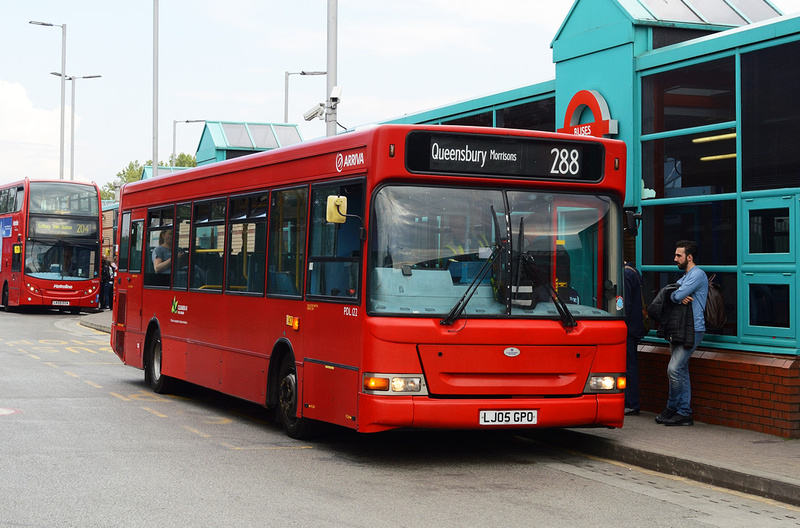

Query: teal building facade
[[385, 0, 800, 437]]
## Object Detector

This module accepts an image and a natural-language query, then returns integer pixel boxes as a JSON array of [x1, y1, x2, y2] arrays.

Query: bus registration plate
[[479, 410, 537, 426], [52, 301, 70, 306]]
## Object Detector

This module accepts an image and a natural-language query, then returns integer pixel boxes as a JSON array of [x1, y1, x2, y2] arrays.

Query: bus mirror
[[326, 195, 348, 224]]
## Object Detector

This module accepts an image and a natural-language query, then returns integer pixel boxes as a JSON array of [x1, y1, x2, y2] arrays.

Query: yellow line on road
[[142, 407, 168, 418], [110, 393, 131, 401], [220, 442, 313, 451], [84, 381, 103, 388], [63, 371, 79, 378], [183, 426, 212, 438]]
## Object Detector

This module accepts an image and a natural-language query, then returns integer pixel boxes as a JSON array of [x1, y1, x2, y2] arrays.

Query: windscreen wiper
[[440, 245, 501, 326], [518, 253, 577, 331]]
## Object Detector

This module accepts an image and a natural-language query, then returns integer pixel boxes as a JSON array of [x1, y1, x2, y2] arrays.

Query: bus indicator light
[[292, 317, 300, 331], [364, 377, 390, 391]]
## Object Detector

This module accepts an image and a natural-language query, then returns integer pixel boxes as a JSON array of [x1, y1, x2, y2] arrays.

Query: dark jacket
[[624, 265, 646, 339], [648, 284, 695, 348]]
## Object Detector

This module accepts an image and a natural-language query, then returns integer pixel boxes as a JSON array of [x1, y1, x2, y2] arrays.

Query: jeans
[[625, 335, 640, 410], [667, 332, 704, 416]]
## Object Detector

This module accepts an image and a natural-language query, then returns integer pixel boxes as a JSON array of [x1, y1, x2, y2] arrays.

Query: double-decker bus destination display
[[405, 131, 605, 181], [29, 217, 98, 237]]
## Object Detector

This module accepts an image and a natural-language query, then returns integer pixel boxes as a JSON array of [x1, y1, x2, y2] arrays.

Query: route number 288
[[550, 148, 581, 176]]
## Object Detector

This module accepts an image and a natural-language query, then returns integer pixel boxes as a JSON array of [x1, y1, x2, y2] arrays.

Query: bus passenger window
[[226, 193, 268, 295], [144, 207, 174, 288], [267, 187, 306, 297], [191, 199, 226, 292]]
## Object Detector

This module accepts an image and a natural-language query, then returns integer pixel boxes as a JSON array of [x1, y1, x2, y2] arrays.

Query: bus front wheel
[[146, 330, 173, 394], [277, 355, 318, 439], [2, 284, 13, 312]]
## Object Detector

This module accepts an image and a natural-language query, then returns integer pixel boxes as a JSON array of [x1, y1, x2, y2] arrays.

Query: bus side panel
[[302, 361, 359, 429], [161, 336, 187, 379], [220, 349, 268, 403]]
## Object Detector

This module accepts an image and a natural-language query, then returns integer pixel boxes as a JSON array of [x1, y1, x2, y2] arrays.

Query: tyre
[[2, 284, 13, 312], [277, 355, 319, 439], [145, 329, 173, 394]]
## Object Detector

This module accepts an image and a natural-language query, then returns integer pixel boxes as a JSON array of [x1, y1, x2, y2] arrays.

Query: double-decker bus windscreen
[[28, 182, 100, 216], [369, 185, 622, 320]]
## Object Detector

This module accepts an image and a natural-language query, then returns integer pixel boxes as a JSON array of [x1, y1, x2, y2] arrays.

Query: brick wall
[[637, 344, 800, 438]]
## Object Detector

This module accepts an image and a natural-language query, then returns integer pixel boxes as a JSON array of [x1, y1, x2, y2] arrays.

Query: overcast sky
[[2, 0, 799, 191]]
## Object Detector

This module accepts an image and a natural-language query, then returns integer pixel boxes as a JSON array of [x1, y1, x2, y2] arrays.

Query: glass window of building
[[742, 40, 800, 191], [496, 98, 556, 131], [642, 57, 735, 135], [641, 201, 737, 266]]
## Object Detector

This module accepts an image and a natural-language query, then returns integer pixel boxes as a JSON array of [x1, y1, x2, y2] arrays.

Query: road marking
[[142, 407, 168, 418], [84, 381, 103, 389], [183, 426, 212, 438], [63, 370, 80, 378], [220, 442, 313, 451], [44, 362, 59, 368], [0, 408, 21, 416], [66, 346, 98, 354], [110, 393, 131, 401]]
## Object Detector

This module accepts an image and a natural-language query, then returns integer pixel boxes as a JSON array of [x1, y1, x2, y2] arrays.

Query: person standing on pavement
[[656, 240, 708, 426], [624, 262, 646, 416]]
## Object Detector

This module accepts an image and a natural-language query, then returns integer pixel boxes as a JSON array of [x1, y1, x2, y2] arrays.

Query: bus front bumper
[[356, 393, 624, 433]]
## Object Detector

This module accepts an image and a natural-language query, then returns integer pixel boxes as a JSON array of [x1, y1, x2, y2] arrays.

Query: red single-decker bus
[[112, 125, 628, 438]]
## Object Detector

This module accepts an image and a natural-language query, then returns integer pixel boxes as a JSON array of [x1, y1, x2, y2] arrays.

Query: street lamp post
[[51, 73, 101, 181], [172, 120, 205, 167], [30, 20, 67, 179], [284, 70, 326, 123]]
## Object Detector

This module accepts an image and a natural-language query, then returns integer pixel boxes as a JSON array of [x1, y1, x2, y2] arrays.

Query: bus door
[[299, 183, 364, 429], [117, 210, 146, 365]]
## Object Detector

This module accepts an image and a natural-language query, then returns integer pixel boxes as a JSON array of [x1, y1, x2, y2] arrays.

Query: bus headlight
[[584, 374, 625, 393], [26, 283, 41, 294], [363, 373, 427, 395], [391, 377, 421, 392]]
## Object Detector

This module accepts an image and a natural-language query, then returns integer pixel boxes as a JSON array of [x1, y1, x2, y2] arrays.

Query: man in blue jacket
[[656, 240, 708, 426]]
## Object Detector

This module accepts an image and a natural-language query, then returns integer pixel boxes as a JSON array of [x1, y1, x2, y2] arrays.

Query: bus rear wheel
[[146, 330, 173, 394], [277, 355, 319, 439]]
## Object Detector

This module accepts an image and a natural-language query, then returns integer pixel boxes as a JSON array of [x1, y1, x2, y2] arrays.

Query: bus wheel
[[146, 330, 173, 394], [2, 284, 13, 312], [277, 355, 318, 439]]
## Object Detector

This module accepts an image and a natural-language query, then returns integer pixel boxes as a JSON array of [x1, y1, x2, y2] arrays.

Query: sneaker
[[624, 408, 640, 416], [663, 413, 693, 426], [655, 407, 677, 424]]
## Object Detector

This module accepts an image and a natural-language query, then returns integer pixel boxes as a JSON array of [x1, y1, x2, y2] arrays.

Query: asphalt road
[[1, 309, 798, 527]]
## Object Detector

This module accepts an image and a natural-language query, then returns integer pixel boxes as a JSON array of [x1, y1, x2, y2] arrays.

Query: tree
[[100, 154, 197, 200]]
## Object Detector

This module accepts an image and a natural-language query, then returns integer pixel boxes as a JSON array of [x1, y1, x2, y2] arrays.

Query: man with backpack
[[654, 240, 708, 427]]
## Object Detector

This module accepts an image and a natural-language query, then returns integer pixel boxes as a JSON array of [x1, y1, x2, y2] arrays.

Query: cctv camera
[[303, 103, 325, 121], [329, 86, 342, 104]]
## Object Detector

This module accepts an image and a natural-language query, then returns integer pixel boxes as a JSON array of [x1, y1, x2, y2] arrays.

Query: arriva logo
[[171, 297, 188, 315], [335, 151, 364, 172]]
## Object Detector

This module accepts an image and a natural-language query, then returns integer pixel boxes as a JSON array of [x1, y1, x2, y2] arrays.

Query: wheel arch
[[266, 337, 295, 408], [142, 316, 162, 377]]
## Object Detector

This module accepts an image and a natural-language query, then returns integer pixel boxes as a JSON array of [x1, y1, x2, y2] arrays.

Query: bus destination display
[[29, 217, 98, 238], [405, 131, 604, 181]]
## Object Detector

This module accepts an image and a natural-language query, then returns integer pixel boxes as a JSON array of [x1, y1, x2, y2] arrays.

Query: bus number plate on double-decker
[[52, 301, 70, 306], [479, 410, 538, 425]]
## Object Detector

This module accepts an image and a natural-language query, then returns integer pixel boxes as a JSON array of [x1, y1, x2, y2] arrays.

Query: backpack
[[704, 274, 727, 332]]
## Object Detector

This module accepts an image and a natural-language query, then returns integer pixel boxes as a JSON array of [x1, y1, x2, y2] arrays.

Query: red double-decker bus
[[1, 179, 102, 313], [112, 125, 628, 438]]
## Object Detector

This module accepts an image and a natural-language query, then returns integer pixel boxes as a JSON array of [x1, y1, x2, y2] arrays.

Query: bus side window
[[267, 187, 306, 297], [307, 182, 363, 298], [129, 220, 144, 273]]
